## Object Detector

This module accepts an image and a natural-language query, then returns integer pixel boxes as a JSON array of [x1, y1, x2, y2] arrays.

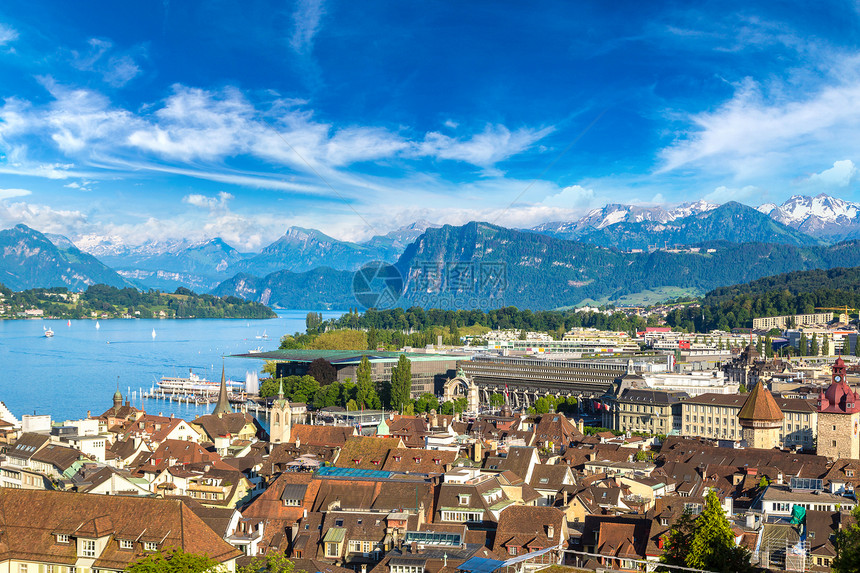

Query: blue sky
[[1, 1, 860, 250]]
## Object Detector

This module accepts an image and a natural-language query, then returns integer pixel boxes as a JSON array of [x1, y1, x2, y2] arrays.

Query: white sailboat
[[95, 321, 101, 330], [151, 328, 157, 339]]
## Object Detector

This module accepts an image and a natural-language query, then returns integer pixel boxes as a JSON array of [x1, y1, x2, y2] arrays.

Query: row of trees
[[260, 355, 471, 414], [323, 307, 658, 338]]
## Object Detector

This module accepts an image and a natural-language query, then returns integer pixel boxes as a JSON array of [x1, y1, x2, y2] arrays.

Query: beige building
[[681, 393, 816, 448], [752, 313, 833, 330]]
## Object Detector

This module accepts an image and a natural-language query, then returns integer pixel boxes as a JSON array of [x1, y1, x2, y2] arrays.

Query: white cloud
[[71, 38, 142, 87], [0, 23, 18, 46], [290, 0, 325, 55], [182, 191, 234, 210], [0, 200, 90, 235], [541, 184, 598, 209], [418, 124, 554, 168], [805, 159, 857, 187], [657, 63, 860, 181], [0, 188, 31, 200]]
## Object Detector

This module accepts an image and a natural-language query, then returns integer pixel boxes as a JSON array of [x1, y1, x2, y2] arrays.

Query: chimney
[[473, 441, 482, 463], [170, 413, 174, 419], [411, 541, 418, 554], [563, 490, 569, 505], [87, 410, 91, 418]]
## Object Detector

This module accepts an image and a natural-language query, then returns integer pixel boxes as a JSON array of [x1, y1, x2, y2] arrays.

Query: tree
[[489, 393, 506, 408], [661, 490, 753, 573], [126, 547, 218, 573], [305, 311, 323, 332], [810, 333, 819, 356], [239, 552, 307, 573], [307, 358, 337, 385], [389, 355, 412, 411], [355, 356, 380, 409], [308, 329, 367, 350], [414, 393, 439, 413], [834, 505, 860, 573], [856, 335, 860, 357], [799, 332, 808, 356], [843, 336, 851, 356]]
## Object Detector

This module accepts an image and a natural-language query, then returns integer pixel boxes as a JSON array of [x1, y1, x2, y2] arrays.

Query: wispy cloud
[[0, 188, 31, 200], [0, 23, 18, 46], [71, 38, 142, 87], [657, 60, 860, 181], [290, 0, 325, 55]]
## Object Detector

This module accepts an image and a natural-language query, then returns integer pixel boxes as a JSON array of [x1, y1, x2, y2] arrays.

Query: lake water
[[0, 310, 343, 423]]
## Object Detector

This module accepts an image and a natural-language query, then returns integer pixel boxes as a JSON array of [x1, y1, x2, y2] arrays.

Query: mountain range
[[211, 222, 860, 309], [5, 193, 860, 309]]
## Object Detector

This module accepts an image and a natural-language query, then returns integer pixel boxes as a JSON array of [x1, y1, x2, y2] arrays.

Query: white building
[[643, 371, 739, 396]]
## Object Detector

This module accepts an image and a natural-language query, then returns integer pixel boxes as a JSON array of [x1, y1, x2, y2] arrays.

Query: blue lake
[[0, 310, 343, 423]]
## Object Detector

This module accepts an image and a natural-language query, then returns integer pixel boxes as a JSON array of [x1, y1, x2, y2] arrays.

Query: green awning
[[323, 528, 346, 543]]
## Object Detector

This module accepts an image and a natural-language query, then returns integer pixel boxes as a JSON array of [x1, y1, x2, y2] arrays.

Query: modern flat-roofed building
[[235, 350, 460, 397]]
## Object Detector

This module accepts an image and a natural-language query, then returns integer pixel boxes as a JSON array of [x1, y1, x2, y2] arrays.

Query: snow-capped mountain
[[758, 194, 860, 241], [74, 234, 194, 261], [533, 199, 718, 239]]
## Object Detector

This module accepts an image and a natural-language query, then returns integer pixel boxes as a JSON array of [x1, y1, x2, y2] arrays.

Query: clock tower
[[817, 357, 860, 460]]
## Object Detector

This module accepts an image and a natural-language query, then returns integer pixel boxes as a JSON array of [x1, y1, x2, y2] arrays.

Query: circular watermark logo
[[352, 261, 404, 310]]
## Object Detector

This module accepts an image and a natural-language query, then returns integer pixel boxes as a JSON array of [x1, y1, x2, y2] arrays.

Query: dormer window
[[119, 540, 133, 550], [143, 542, 157, 552], [80, 539, 96, 558], [459, 494, 470, 505], [56, 534, 69, 544], [848, 470, 856, 478]]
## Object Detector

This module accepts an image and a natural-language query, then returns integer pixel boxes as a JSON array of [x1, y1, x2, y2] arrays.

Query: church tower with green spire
[[268, 379, 291, 444], [212, 362, 233, 417]]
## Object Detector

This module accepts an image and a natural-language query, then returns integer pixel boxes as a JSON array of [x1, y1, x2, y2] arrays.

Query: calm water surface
[[0, 310, 343, 422]]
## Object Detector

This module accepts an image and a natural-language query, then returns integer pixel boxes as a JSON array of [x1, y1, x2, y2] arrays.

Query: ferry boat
[[44, 327, 54, 338], [157, 369, 245, 394]]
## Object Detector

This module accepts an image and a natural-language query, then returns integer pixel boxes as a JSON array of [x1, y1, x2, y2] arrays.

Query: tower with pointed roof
[[212, 363, 233, 417], [268, 379, 291, 444], [817, 357, 860, 460], [737, 379, 783, 449]]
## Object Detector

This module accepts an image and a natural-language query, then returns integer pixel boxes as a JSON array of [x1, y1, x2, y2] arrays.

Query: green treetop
[[126, 547, 219, 573], [660, 490, 754, 573], [355, 355, 381, 409], [389, 354, 413, 411]]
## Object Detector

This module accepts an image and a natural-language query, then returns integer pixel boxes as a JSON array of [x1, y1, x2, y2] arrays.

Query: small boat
[[66, 320, 71, 327], [95, 321, 101, 330], [151, 328, 157, 339], [249, 346, 263, 354], [44, 327, 54, 338]]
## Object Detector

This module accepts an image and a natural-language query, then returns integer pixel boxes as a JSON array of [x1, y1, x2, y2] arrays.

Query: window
[[144, 542, 157, 552], [18, 565, 27, 573], [46, 566, 54, 573], [81, 539, 97, 557], [119, 540, 133, 550], [508, 546, 518, 556], [458, 494, 470, 505], [326, 542, 339, 557], [57, 534, 69, 543]]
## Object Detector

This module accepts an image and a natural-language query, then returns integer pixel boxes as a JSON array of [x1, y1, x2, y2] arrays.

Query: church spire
[[213, 361, 233, 416]]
